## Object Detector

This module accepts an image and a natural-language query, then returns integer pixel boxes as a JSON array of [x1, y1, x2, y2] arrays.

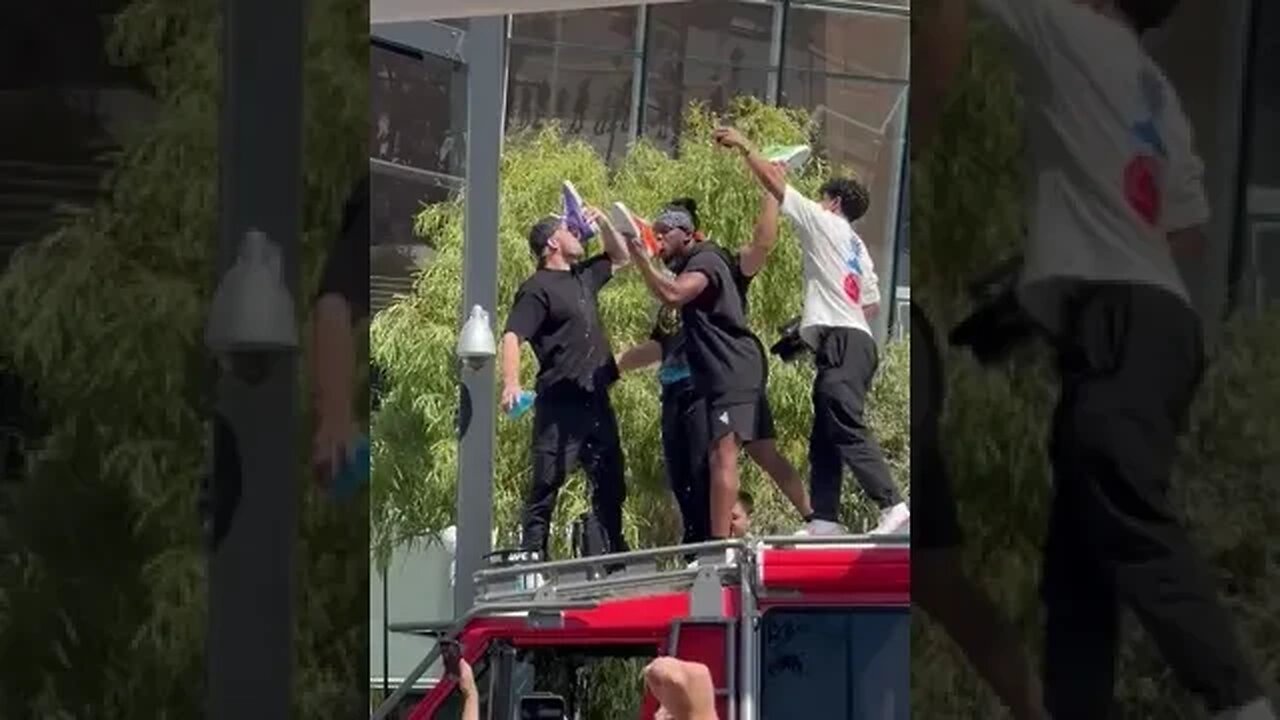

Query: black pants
[[909, 302, 963, 549], [809, 327, 902, 521], [1041, 282, 1260, 717], [521, 391, 628, 559], [661, 381, 711, 546]]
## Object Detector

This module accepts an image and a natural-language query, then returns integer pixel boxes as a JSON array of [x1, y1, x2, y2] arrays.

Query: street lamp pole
[[208, 0, 303, 716], [454, 15, 506, 616]]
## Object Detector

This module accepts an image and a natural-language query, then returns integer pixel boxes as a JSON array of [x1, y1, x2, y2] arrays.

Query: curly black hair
[[664, 197, 700, 230], [819, 177, 870, 223], [1116, 0, 1180, 33]]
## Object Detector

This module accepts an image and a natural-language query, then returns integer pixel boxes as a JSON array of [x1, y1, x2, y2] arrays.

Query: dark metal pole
[[454, 16, 505, 617], [886, 125, 908, 338], [209, 0, 302, 716], [383, 565, 390, 698]]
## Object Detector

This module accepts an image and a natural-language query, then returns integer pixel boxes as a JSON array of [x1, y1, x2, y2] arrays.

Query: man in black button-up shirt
[[500, 210, 631, 560]]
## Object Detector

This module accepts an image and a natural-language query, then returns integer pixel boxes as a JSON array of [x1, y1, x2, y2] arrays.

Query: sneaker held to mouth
[[609, 201, 661, 257], [561, 180, 597, 241]]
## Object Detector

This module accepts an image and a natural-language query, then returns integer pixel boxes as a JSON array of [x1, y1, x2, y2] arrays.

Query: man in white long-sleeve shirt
[[713, 127, 909, 536]]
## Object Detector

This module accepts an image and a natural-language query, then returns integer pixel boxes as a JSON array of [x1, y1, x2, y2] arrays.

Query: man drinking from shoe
[[501, 210, 631, 560], [625, 206, 813, 541], [713, 127, 908, 536]]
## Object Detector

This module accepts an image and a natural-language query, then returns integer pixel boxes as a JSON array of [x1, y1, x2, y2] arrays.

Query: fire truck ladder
[[372, 534, 908, 720]]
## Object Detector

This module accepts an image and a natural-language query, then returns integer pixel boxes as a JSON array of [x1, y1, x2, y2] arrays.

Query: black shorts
[[911, 302, 963, 550], [707, 392, 776, 445]]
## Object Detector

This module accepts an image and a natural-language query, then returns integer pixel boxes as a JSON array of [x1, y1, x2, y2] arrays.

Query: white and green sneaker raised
[[762, 144, 812, 173]]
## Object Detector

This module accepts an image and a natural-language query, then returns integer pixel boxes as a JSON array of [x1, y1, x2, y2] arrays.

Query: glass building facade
[[1236, 0, 1280, 309], [370, 0, 911, 329]]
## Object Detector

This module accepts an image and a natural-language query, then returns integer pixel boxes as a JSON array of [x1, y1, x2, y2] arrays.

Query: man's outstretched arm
[[501, 289, 547, 411], [311, 295, 358, 475], [616, 340, 663, 373], [311, 175, 370, 481], [591, 206, 631, 270]]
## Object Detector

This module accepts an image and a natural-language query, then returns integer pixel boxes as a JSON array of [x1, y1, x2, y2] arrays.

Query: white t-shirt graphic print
[[780, 185, 880, 346], [976, 0, 1210, 333]]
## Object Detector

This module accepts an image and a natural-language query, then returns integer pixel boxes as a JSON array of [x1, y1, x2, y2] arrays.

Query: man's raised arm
[[739, 189, 780, 278]]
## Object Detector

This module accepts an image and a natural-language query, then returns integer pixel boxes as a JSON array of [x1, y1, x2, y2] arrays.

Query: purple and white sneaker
[[561, 180, 597, 241]]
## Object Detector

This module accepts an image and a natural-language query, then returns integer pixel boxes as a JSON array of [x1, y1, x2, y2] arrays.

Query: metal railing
[[370, 533, 909, 718]]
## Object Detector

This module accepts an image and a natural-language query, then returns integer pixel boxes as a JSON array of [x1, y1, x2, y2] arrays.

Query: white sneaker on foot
[[794, 518, 847, 536], [687, 548, 737, 568], [1214, 698, 1277, 720], [869, 502, 910, 535]]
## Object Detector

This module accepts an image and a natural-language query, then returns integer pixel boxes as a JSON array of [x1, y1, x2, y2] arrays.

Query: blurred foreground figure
[[911, 304, 1047, 720], [311, 174, 369, 486], [449, 658, 479, 720], [913, 8, 1047, 717], [921, 1, 1273, 718], [644, 657, 718, 720]]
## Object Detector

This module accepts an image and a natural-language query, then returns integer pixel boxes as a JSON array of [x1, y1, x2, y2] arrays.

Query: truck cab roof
[[378, 535, 909, 720]]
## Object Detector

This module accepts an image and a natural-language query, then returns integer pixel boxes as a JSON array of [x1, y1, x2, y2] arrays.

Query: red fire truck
[[372, 534, 909, 719]]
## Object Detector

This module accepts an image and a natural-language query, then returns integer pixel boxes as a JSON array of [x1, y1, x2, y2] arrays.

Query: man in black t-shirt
[[616, 195, 776, 546], [311, 174, 370, 486], [501, 210, 632, 560], [626, 205, 813, 540]]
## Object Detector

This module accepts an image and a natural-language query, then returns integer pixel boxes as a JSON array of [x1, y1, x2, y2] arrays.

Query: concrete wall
[[370, 537, 455, 690]]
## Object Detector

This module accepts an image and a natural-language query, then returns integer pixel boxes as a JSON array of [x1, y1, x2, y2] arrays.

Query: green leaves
[[372, 100, 910, 561]]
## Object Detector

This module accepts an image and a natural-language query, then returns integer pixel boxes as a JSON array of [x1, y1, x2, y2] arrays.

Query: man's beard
[[664, 252, 689, 274]]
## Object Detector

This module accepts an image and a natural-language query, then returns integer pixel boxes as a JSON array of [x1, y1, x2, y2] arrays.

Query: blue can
[[506, 390, 537, 420], [332, 435, 370, 501]]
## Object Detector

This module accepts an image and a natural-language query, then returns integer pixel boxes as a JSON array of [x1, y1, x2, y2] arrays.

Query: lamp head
[[205, 228, 298, 382], [457, 304, 496, 369]]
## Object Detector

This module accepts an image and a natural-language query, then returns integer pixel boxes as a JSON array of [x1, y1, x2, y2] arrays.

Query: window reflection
[[505, 43, 636, 164], [369, 170, 452, 248], [512, 6, 639, 51], [783, 5, 909, 80], [370, 44, 461, 174], [760, 608, 909, 720], [640, 1, 774, 151], [647, 1, 774, 67], [1240, 0, 1280, 308], [642, 60, 769, 151], [1244, 0, 1279, 187]]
